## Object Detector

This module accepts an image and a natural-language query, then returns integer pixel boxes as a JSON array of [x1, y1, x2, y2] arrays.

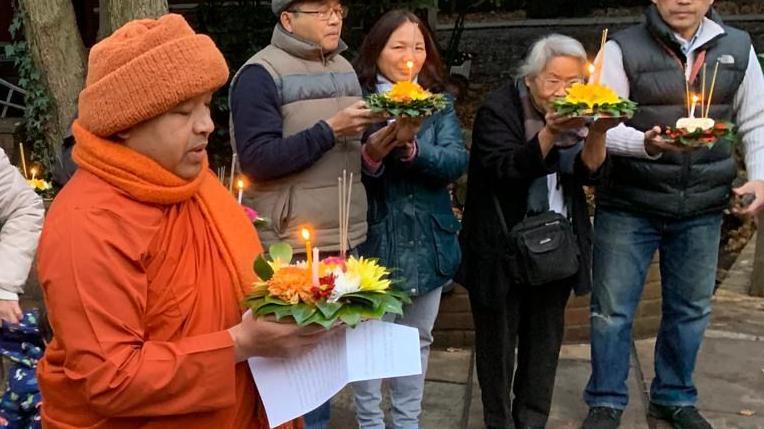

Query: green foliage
[[4, 1, 56, 177]]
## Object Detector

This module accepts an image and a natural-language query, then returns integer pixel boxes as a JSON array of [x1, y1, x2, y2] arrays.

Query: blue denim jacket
[[359, 100, 469, 296]]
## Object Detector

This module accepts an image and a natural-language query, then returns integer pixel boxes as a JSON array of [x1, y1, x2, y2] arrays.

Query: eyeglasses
[[288, 6, 349, 21], [538, 76, 585, 91]]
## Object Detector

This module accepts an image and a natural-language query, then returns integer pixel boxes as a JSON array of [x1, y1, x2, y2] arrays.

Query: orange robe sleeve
[[38, 206, 238, 418]]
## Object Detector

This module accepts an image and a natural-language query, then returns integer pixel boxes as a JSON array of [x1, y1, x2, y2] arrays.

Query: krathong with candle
[[243, 239, 410, 328], [660, 60, 736, 149], [365, 60, 447, 118], [25, 166, 54, 197], [553, 28, 638, 119]]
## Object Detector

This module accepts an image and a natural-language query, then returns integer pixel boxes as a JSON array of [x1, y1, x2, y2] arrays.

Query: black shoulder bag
[[492, 194, 580, 287]]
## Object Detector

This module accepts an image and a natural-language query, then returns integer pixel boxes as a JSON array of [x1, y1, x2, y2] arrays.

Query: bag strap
[[492, 193, 511, 240]]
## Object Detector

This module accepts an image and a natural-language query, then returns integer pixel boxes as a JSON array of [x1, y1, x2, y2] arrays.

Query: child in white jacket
[[0, 148, 43, 323]]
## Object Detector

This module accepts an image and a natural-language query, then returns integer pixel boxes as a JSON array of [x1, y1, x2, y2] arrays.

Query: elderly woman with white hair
[[457, 34, 626, 429]]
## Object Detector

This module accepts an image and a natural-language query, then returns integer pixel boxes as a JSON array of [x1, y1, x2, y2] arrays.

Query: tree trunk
[[18, 0, 86, 165], [98, 0, 169, 40]]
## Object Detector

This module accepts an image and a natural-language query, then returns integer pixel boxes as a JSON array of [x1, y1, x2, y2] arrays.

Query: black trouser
[[470, 278, 573, 429]]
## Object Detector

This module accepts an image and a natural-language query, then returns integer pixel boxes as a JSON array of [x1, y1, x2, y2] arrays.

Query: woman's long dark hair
[[354, 10, 451, 94]]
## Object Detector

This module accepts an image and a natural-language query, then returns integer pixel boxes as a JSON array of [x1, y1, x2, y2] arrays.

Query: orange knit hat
[[78, 14, 229, 136]]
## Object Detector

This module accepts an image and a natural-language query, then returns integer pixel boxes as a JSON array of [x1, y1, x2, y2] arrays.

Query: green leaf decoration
[[254, 303, 289, 317], [263, 295, 291, 306], [342, 292, 383, 308], [379, 294, 404, 316], [316, 301, 343, 319], [254, 254, 274, 281], [302, 312, 336, 329], [291, 303, 317, 325], [338, 306, 363, 327], [269, 242, 293, 265], [365, 92, 449, 119], [552, 97, 638, 120]]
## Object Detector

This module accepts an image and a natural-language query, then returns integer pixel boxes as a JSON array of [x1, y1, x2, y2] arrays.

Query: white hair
[[517, 34, 587, 79]]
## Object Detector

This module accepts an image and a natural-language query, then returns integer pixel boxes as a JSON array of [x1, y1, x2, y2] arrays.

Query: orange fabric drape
[[36, 121, 301, 429]]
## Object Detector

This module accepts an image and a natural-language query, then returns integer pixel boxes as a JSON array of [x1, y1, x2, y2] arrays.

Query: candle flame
[[588, 63, 596, 75], [30, 167, 37, 176], [301, 228, 311, 241], [237, 179, 244, 189], [406, 60, 414, 70], [692, 95, 700, 103]]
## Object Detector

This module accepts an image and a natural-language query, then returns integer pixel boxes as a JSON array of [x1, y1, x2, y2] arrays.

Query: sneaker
[[648, 403, 713, 429], [582, 407, 623, 429]]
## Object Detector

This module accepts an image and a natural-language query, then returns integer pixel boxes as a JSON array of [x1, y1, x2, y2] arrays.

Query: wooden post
[[751, 214, 764, 296]]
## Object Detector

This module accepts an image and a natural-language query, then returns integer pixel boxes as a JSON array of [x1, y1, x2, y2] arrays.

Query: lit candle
[[312, 247, 320, 286], [302, 227, 313, 272], [689, 94, 699, 118], [236, 179, 244, 204], [30, 167, 37, 181], [406, 60, 414, 82], [587, 63, 596, 78]]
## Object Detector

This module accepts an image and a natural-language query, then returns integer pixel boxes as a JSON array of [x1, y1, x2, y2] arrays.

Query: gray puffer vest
[[229, 25, 367, 252]]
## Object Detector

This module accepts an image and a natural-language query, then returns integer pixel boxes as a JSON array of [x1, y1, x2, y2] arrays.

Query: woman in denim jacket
[[350, 9, 469, 429]]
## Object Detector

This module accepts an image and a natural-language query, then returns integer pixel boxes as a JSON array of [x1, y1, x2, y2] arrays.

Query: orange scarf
[[71, 120, 260, 300]]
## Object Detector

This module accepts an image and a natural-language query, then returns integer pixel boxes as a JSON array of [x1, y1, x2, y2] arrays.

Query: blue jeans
[[584, 208, 721, 409], [303, 401, 331, 429]]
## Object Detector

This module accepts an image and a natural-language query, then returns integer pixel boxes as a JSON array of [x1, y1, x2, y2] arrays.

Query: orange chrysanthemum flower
[[267, 266, 314, 304], [387, 81, 431, 102]]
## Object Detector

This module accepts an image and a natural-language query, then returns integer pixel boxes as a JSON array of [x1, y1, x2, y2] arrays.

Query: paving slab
[[466, 344, 648, 429], [426, 348, 472, 384], [636, 337, 764, 429], [329, 380, 468, 429]]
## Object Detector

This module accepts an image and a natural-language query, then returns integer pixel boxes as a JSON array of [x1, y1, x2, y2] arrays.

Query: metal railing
[[0, 78, 25, 118]]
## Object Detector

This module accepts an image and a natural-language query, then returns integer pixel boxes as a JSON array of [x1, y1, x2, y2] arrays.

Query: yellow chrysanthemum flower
[[387, 81, 431, 102], [345, 257, 391, 292], [564, 83, 620, 107]]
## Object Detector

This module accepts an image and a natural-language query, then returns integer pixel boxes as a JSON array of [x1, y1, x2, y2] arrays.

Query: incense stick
[[18, 143, 27, 179], [338, 177, 343, 256], [345, 172, 353, 257], [705, 60, 720, 119], [228, 153, 237, 192], [701, 63, 707, 118], [685, 73, 691, 117]]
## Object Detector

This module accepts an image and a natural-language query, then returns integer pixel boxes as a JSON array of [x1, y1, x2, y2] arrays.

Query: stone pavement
[[327, 263, 764, 429]]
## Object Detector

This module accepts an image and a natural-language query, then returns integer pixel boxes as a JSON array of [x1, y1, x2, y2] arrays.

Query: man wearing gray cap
[[229, 1, 379, 428]]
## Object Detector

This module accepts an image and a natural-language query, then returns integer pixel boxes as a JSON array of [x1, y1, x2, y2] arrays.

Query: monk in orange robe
[[36, 14, 331, 429]]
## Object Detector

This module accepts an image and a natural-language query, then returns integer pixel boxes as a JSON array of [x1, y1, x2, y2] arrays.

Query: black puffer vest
[[597, 6, 750, 219]]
